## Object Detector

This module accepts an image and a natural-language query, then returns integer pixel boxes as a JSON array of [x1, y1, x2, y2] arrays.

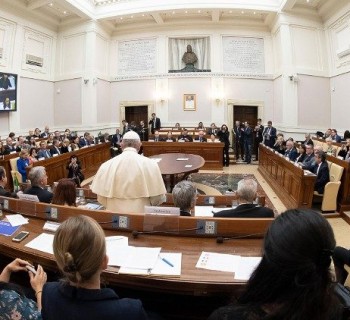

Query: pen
[[160, 256, 174, 268]]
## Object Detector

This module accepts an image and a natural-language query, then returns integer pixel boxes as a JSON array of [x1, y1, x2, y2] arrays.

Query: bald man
[[91, 131, 166, 213]]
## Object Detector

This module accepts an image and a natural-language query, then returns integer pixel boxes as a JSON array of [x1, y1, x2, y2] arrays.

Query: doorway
[[233, 105, 258, 127], [125, 106, 148, 126]]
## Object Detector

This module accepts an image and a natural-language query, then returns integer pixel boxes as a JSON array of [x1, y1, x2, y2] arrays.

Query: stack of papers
[[196, 251, 261, 280], [6, 214, 29, 227]]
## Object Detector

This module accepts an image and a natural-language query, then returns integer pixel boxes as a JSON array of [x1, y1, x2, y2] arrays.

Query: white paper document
[[176, 158, 189, 161], [6, 214, 29, 227], [196, 251, 241, 273], [194, 206, 214, 217], [234, 257, 262, 280], [25, 233, 54, 255], [108, 245, 161, 270], [119, 253, 182, 276], [184, 164, 193, 168]]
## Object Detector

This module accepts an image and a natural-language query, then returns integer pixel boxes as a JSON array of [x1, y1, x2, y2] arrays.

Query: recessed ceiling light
[[49, 3, 53, 6], [229, 10, 232, 14], [198, 10, 201, 13], [63, 11, 67, 14], [120, 17, 123, 20], [131, 15, 133, 18], [172, 11, 175, 14], [254, 11, 256, 15], [241, 11, 244, 14], [142, 14, 145, 17], [185, 11, 188, 14]]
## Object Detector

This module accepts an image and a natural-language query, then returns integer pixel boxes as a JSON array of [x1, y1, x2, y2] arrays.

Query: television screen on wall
[[0, 72, 17, 112]]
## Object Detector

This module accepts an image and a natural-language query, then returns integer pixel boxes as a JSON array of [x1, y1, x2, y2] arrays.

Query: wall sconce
[[83, 79, 89, 84], [215, 98, 221, 104]]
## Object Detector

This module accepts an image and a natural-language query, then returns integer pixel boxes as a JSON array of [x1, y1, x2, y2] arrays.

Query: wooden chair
[[313, 162, 344, 212], [9, 157, 23, 184]]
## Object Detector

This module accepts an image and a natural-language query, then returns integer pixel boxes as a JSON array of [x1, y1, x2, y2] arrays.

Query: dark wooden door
[[125, 106, 148, 125], [233, 106, 258, 127]]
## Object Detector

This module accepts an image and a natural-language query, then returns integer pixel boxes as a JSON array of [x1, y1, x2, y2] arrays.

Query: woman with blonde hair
[[41, 215, 148, 319]]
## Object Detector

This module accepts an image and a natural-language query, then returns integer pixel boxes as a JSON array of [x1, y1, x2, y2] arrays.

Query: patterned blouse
[[0, 289, 41, 320]]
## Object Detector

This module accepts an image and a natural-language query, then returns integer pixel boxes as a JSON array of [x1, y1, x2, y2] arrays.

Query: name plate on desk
[[144, 206, 180, 215], [17, 193, 39, 202]]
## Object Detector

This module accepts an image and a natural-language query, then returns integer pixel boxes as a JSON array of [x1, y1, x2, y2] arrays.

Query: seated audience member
[[24, 166, 53, 203], [67, 155, 84, 187], [324, 128, 332, 139], [178, 128, 193, 142], [40, 125, 50, 138], [313, 151, 330, 194], [207, 123, 218, 136], [303, 133, 314, 146], [152, 131, 163, 142], [172, 181, 197, 216], [0, 258, 47, 319], [196, 121, 206, 130], [46, 133, 54, 145], [3, 137, 16, 155], [284, 140, 298, 161], [100, 132, 110, 143], [272, 134, 285, 155], [70, 136, 80, 151], [8, 132, 16, 140], [42, 215, 148, 320], [26, 130, 34, 142], [208, 209, 343, 320], [17, 149, 31, 182], [32, 128, 41, 139], [174, 122, 181, 130], [0, 141, 4, 156], [28, 148, 38, 165], [331, 129, 341, 143], [54, 130, 62, 142], [52, 178, 76, 207], [165, 131, 175, 142], [300, 144, 315, 168], [37, 141, 51, 159], [28, 136, 37, 148], [60, 139, 71, 153], [111, 128, 122, 147], [63, 128, 71, 140], [208, 134, 216, 142], [194, 130, 207, 142], [79, 132, 91, 147], [0, 166, 17, 197], [343, 130, 350, 140], [333, 246, 350, 285], [325, 137, 337, 156], [50, 138, 61, 156], [338, 138, 350, 159], [91, 131, 166, 213], [15, 136, 29, 152], [295, 144, 307, 163], [214, 179, 274, 218]]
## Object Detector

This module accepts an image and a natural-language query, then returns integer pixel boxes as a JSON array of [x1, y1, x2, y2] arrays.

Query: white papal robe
[[91, 147, 166, 213]]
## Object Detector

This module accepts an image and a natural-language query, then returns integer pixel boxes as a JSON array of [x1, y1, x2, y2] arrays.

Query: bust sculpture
[[182, 45, 198, 65]]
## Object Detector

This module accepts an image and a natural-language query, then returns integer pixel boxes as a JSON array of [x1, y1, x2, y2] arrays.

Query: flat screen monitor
[[0, 72, 17, 112]]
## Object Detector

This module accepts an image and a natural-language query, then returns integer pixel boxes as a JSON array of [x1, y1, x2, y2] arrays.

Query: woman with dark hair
[[52, 178, 77, 207], [209, 209, 343, 320], [29, 147, 38, 165], [343, 130, 350, 140], [0, 258, 46, 318], [295, 144, 307, 163], [66, 155, 84, 187], [217, 124, 230, 167]]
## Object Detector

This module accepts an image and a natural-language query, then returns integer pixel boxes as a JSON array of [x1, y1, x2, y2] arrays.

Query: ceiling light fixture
[[241, 11, 244, 14]]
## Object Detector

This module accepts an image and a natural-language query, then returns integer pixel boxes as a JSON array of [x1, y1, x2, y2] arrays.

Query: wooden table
[[142, 142, 224, 170], [150, 153, 205, 191], [258, 144, 316, 209]]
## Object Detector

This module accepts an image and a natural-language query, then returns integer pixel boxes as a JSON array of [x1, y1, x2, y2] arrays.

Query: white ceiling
[[4, 0, 343, 32]]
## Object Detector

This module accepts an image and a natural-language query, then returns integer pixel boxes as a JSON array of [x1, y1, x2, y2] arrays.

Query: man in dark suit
[[194, 130, 207, 142], [152, 131, 163, 142], [37, 141, 51, 159], [79, 132, 91, 147], [253, 119, 264, 160], [50, 138, 61, 156], [3, 137, 17, 155], [24, 166, 53, 203], [331, 129, 342, 143], [313, 151, 330, 194], [0, 166, 17, 198], [243, 121, 253, 164], [233, 121, 244, 161], [40, 126, 50, 138], [214, 178, 274, 218], [262, 121, 277, 148], [178, 128, 193, 142], [284, 140, 298, 161], [148, 113, 161, 134]]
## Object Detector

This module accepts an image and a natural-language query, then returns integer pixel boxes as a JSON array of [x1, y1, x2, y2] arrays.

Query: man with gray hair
[[24, 166, 53, 203], [91, 130, 166, 213], [172, 180, 197, 216], [214, 178, 274, 218]]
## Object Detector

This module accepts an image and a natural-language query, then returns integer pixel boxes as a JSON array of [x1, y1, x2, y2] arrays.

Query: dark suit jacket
[[214, 203, 274, 218], [0, 186, 16, 198], [313, 162, 330, 194], [37, 149, 51, 159], [194, 137, 207, 142], [262, 126, 277, 147], [50, 146, 61, 156], [3, 144, 16, 155], [149, 117, 161, 134], [254, 125, 264, 142], [24, 186, 53, 203], [207, 128, 218, 136], [178, 134, 193, 142], [284, 148, 298, 161]]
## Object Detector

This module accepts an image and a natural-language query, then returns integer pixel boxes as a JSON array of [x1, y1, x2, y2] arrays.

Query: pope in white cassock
[[91, 130, 166, 213]]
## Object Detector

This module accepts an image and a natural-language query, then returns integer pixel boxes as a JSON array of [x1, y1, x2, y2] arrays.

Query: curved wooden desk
[[150, 153, 205, 191], [0, 196, 272, 297]]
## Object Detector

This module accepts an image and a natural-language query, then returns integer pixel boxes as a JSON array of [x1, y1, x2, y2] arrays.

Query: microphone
[[132, 226, 203, 238], [216, 233, 264, 244]]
